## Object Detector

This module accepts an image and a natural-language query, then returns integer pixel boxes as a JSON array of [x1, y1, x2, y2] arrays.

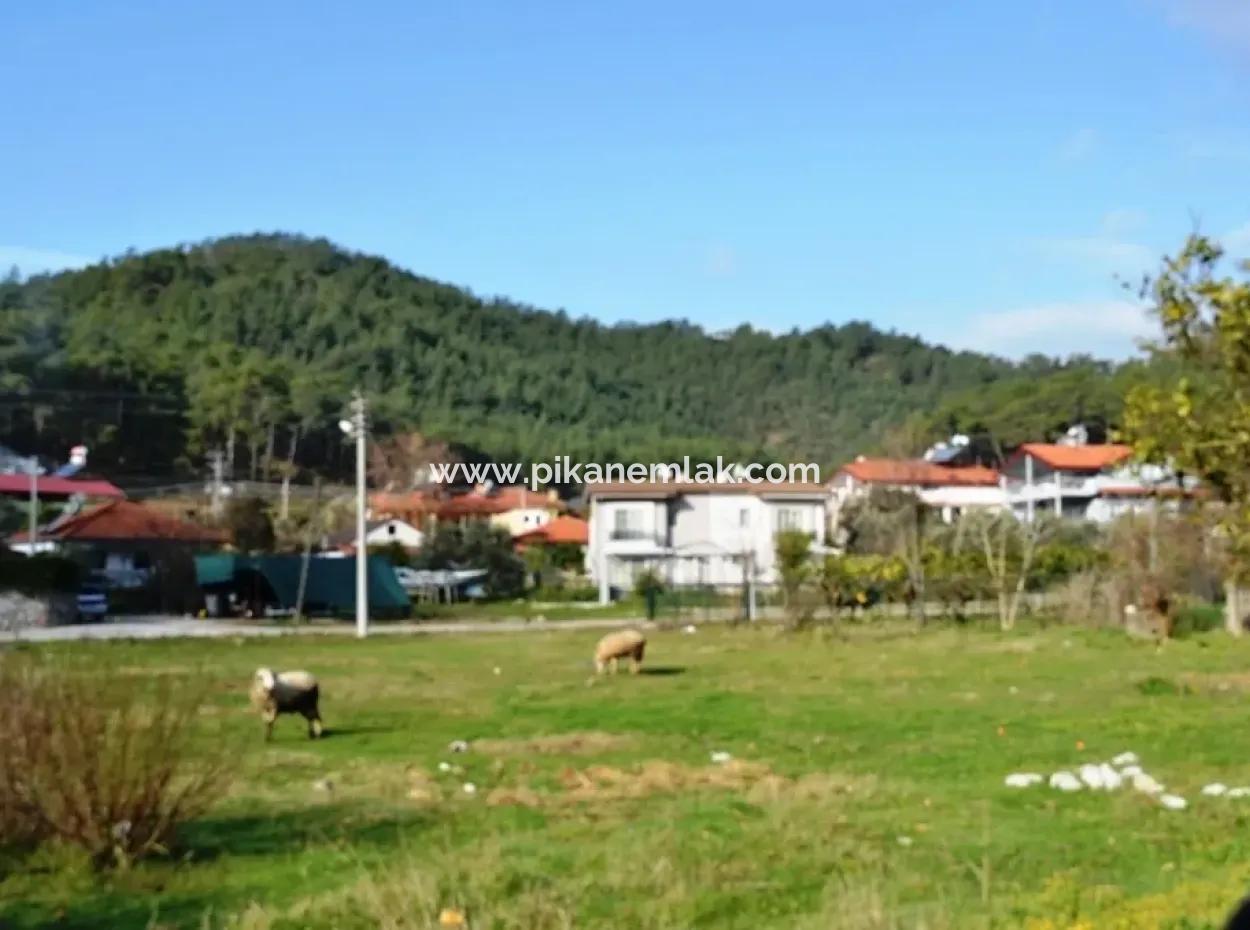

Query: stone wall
[[0, 591, 78, 633]]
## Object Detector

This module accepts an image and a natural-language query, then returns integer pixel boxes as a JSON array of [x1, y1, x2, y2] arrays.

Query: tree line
[[0, 233, 1147, 485]]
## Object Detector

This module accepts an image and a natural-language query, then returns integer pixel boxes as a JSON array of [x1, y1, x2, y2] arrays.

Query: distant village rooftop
[[839, 458, 1000, 487]]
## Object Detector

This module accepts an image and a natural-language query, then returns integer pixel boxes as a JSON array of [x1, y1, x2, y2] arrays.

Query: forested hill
[[0, 234, 1136, 482]]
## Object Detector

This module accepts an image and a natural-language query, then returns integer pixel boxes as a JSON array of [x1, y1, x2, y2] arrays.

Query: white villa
[[585, 480, 829, 599], [1001, 438, 1198, 523]]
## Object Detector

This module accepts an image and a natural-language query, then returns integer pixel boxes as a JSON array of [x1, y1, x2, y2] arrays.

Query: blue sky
[[3, 0, 1248, 359]]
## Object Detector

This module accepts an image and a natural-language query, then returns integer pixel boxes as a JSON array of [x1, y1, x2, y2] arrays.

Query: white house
[[585, 480, 829, 599], [331, 518, 425, 553], [1001, 442, 1197, 523], [831, 457, 1004, 524]]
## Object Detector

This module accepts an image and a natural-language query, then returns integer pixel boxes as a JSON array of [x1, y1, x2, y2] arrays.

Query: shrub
[[632, 568, 665, 598], [0, 657, 232, 866], [0, 550, 81, 594]]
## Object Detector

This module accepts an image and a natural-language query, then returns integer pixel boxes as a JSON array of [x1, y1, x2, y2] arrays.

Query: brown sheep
[[594, 629, 646, 675], [250, 668, 323, 741]]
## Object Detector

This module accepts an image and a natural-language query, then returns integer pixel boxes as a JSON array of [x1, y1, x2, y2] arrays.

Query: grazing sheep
[[594, 629, 646, 675], [250, 667, 323, 741]]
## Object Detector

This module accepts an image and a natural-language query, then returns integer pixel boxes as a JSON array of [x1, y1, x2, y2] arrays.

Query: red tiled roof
[[585, 481, 827, 498], [514, 515, 589, 546], [9, 499, 225, 544], [433, 486, 563, 520], [840, 458, 1000, 487], [1015, 443, 1132, 471], [370, 491, 442, 517], [373, 487, 563, 521], [0, 474, 125, 499]]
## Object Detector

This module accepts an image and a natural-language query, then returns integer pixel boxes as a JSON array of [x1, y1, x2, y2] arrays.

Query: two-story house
[[831, 457, 1003, 524], [585, 480, 828, 600]]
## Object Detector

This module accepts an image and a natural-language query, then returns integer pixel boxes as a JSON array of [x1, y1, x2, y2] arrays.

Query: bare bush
[[0, 656, 232, 866]]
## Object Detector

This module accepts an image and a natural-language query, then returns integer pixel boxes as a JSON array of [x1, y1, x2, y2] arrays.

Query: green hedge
[[0, 550, 82, 594]]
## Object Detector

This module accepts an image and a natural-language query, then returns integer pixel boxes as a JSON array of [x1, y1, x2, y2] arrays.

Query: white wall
[[364, 519, 425, 550]]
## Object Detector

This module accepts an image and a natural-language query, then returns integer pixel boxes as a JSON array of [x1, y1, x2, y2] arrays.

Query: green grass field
[[4, 622, 1250, 929]]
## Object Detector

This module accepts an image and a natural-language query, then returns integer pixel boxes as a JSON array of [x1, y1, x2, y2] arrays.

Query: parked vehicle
[[76, 583, 109, 622]]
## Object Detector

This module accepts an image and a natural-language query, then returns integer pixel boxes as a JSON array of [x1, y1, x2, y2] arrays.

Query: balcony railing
[[607, 529, 670, 548], [610, 528, 653, 541]]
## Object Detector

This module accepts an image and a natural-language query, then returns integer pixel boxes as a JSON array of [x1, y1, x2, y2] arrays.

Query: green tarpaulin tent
[[194, 554, 410, 618]]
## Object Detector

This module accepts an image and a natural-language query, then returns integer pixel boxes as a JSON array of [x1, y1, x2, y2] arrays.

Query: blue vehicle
[[76, 583, 108, 622]]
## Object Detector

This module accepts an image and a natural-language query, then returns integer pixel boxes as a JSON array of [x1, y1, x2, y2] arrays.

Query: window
[[775, 507, 803, 531], [611, 507, 646, 540]]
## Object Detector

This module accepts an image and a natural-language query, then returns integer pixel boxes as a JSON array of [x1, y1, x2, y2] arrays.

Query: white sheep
[[250, 667, 323, 741], [594, 629, 646, 675]]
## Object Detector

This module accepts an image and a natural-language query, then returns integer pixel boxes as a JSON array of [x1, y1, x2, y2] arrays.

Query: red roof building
[[514, 515, 589, 547], [1006, 443, 1132, 473], [839, 458, 1000, 487], [9, 499, 225, 545]]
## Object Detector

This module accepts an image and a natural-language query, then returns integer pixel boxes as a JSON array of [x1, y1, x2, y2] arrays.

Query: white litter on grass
[[1159, 793, 1187, 810], [1120, 764, 1143, 778], [1005, 773, 1044, 788], [449, 740, 469, 753], [1202, 783, 1229, 797], [682, 624, 697, 634], [1112, 752, 1139, 767], [1079, 763, 1123, 791], [438, 762, 453, 773], [462, 782, 477, 796], [1132, 772, 1165, 796], [1227, 787, 1250, 799], [710, 751, 733, 764], [896, 835, 913, 847], [1049, 771, 1083, 792]]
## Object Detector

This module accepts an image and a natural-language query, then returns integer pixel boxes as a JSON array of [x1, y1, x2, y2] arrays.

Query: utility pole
[[350, 392, 369, 639]]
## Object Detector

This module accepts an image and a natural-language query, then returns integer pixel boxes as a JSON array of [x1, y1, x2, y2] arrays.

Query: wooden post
[[1226, 579, 1245, 637]]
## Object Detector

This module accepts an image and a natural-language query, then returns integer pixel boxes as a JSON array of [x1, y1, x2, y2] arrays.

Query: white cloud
[[1038, 237, 1155, 275], [0, 245, 94, 278], [942, 299, 1154, 360], [1156, 0, 1250, 51], [1058, 128, 1099, 163]]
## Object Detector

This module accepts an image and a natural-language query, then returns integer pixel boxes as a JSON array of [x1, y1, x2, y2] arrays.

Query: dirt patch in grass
[[482, 758, 871, 809], [472, 730, 635, 756], [1180, 672, 1250, 694]]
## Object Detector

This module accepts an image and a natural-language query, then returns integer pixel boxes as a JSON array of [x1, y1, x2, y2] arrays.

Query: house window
[[775, 507, 804, 531], [612, 508, 645, 540]]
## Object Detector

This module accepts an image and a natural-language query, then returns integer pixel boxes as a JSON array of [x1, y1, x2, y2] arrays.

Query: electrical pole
[[351, 392, 369, 639]]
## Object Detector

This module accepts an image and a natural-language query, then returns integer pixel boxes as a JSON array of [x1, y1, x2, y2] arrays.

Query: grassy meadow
[[4, 621, 1250, 929]]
